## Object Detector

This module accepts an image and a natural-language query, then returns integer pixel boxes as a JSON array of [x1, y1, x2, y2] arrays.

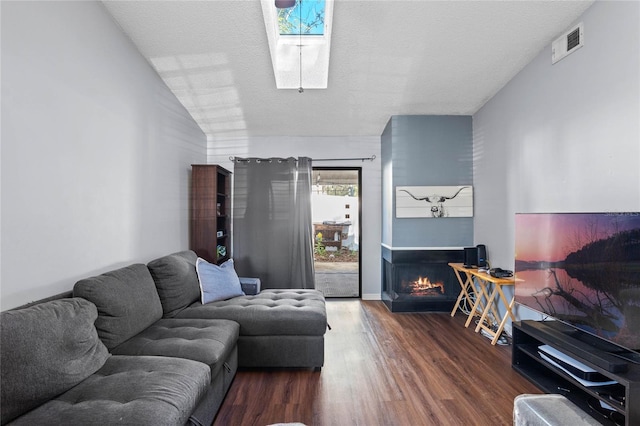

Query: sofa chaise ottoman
[[147, 250, 328, 369]]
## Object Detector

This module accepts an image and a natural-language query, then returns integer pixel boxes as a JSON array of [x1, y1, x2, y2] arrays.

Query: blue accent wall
[[382, 115, 473, 248]]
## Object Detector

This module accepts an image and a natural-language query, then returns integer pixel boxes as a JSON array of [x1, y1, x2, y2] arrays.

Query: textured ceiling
[[102, 0, 593, 138]]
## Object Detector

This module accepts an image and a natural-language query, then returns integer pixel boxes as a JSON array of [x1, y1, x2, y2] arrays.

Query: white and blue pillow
[[195, 258, 245, 304]]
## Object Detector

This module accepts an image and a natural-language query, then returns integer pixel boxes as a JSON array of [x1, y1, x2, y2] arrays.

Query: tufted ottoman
[[175, 289, 327, 369], [514, 394, 601, 426]]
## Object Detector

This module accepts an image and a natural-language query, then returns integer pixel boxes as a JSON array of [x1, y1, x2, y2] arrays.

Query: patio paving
[[314, 262, 359, 298]]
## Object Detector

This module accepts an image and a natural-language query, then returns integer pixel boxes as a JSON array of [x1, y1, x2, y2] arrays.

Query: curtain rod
[[313, 155, 376, 162], [229, 155, 376, 163]]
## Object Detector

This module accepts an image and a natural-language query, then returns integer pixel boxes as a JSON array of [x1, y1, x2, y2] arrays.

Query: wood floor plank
[[213, 300, 541, 425]]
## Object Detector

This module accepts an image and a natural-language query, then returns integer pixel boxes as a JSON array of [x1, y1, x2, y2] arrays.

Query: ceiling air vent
[[552, 22, 584, 64]]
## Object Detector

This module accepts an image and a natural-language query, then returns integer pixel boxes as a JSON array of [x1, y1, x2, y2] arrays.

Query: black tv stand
[[513, 320, 640, 426], [613, 351, 640, 365], [519, 320, 629, 373]]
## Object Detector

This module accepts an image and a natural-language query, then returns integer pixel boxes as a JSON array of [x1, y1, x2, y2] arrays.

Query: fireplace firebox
[[382, 247, 464, 312]]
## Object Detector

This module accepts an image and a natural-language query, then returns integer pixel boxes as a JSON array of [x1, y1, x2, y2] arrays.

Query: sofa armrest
[[239, 278, 261, 295]]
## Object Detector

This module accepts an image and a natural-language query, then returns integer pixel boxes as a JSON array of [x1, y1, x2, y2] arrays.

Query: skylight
[[278, 0, 325, 36], [261, 0, 333, 90]]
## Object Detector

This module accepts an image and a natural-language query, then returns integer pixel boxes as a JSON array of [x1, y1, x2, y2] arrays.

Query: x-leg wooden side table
[[448, 263, 491, 327], [475, 278, 516, 345], [450, 265, 474, 324], [448, 263, 516, 345], [466, 274, 502, 329]]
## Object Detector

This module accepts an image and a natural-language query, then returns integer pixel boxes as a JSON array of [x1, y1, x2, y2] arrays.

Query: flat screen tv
[[514, 212, 640, 352]]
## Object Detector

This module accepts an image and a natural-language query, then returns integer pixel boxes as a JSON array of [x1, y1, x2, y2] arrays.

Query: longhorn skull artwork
[[398, 186, 471, 218]]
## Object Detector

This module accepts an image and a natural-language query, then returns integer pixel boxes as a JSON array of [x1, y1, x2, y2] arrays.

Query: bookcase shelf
[[190, 165, 231, 265]]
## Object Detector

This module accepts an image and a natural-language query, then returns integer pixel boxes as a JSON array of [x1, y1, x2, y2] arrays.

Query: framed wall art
[[396, 186, 473, 218]]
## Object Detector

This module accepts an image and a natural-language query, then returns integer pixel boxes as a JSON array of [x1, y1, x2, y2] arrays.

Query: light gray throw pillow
[[196, 258, 245, 304]]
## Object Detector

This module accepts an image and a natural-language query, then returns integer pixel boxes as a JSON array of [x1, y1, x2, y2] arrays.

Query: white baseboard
[[362, 293, 381, 301]]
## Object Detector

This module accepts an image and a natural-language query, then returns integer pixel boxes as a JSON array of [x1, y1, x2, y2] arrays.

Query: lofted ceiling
[[102, 0, 593, 138]]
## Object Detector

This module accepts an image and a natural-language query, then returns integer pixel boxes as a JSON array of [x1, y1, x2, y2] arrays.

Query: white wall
[[208, 136, 382, 299], [1, 1, 207, 309], [311, 193, 359, 250], [473, 1, 640, 328]]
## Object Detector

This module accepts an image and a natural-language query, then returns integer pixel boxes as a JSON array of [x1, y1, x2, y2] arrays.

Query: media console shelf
[[513, 320, 640, 426]]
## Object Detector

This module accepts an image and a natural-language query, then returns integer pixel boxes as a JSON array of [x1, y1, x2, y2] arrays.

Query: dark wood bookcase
[[190, 165, 231, 264], [512, 320, 640, 426]]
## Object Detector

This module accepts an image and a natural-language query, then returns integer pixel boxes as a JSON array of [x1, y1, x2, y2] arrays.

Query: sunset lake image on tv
[[515, 213, 640, 351]]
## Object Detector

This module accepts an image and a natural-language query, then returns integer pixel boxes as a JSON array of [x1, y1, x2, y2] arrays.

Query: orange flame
[[411, 276, 444, 293]]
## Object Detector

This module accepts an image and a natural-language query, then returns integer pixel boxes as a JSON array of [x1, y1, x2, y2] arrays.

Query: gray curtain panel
[[232, 157, 315, 289]]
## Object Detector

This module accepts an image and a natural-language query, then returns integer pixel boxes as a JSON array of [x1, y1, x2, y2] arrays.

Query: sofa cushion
[[112, 318, 239, 377], [197, 258, 245, 304], [0, 298, 110, 423], [73, 263, 163, 350], [176, 289, 327, 336], [7, 355, 210, 426], [147, 250, 201, 318]]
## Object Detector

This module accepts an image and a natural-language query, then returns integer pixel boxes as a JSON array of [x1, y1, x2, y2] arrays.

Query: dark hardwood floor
[[213, 300, 541, 426]]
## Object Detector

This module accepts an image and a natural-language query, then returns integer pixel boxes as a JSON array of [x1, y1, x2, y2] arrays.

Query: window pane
[[278, 0, 325, 36]]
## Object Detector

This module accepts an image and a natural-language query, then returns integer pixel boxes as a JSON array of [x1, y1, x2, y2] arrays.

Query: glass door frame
[[312, 166, 362, 298]]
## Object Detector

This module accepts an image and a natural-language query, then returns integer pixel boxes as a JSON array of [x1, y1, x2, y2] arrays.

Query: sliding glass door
[[312, 168, 361, 298]]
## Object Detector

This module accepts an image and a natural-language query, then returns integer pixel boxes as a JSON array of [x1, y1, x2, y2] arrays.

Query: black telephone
[[489, 268, 513, 278]]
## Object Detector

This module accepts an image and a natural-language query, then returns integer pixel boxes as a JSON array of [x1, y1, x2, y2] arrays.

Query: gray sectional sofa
[[1, 250, 327, 426]]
